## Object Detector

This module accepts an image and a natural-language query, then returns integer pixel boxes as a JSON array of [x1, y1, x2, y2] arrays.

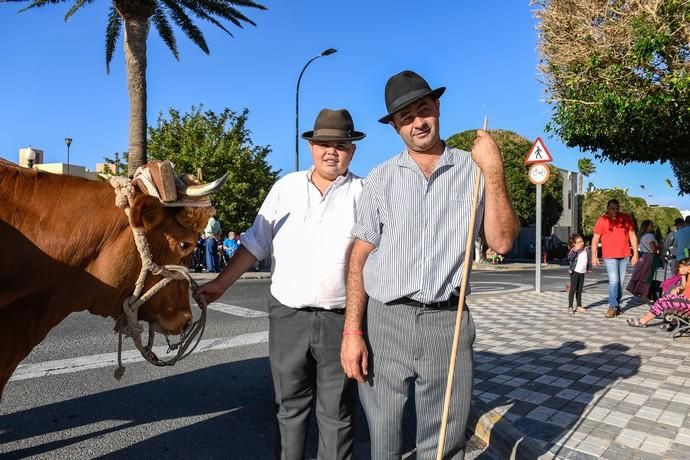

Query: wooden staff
[[436, 116, 487, 459]]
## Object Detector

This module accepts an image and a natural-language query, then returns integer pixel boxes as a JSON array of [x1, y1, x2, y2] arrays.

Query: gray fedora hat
[[378, 70, 446, 124], [302, 108, 366, 142]]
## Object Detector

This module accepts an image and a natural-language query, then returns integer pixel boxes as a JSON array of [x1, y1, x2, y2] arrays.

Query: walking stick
[[435, 116, 487, 459]]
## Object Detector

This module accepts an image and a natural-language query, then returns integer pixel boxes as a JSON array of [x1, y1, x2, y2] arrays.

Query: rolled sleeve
[[239, 184, 279, 260], [351, 175, 382, 247]]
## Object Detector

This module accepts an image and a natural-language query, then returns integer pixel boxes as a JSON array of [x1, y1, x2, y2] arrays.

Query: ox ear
[[130, 195, 166, 229]]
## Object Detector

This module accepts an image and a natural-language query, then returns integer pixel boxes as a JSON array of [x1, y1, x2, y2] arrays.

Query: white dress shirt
[[240, 168, 363, 309]]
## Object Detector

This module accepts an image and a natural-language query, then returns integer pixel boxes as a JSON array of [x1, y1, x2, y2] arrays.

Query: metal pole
[[65, 137, 72, 176], [536, 183, 542, 292], [295, 48, 337, 172]]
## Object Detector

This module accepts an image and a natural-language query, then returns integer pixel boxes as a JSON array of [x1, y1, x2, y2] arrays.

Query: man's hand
[[471, 129, 504, 174], [193, 279, 227, 305], [592, 257, 600, 267], [631, 253, 639, 266], [340, 335, 368, 384]]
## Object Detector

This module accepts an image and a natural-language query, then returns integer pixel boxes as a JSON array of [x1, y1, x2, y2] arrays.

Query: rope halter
[[109, 173, 211, 380]]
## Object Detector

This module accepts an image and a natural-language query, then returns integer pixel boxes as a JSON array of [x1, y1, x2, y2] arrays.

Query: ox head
[[125, 162, 227, 335]]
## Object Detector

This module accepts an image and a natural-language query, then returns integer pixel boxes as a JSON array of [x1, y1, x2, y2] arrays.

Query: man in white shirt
[[195, 108, 365, 460]]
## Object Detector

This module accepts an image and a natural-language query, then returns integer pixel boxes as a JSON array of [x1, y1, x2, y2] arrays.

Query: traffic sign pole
[[536, 183, 542, 292]]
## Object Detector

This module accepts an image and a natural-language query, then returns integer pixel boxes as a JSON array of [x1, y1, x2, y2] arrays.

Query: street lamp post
[[65, 137, 72, 176], [295, 48, 337, 172]]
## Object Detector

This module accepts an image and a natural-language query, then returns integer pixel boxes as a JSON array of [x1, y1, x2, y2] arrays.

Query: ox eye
[[179, 241, 192, 251]]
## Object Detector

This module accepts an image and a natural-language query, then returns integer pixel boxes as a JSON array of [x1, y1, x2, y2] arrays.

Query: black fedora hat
[[302, 108, 366, 142], [378, 70, 446, 124]]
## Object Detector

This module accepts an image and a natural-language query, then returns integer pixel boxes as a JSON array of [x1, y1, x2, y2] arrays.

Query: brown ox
[[0, 159, 216, 396]]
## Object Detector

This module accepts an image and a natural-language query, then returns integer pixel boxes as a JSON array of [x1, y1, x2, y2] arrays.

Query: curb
[[469, 397, 548, 459]]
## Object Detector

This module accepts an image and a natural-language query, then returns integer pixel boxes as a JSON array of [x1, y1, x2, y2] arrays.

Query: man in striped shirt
[[197, 109, 365, 460], [340, 70, 519, 459]]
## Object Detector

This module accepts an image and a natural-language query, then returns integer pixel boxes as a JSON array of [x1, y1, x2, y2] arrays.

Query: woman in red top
[[590, 199, 639, 318]]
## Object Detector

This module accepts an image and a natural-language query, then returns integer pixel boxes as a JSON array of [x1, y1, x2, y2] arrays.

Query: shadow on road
[[1, 357, 374, 459], [473, 341, 641, 458]]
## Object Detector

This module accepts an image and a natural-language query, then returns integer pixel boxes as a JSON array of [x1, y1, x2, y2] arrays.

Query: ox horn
[[180, 173, 229, 197]]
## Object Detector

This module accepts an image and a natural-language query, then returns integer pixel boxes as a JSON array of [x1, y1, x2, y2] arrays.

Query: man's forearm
[[216, 245, 258, 290], [482, 170, 520, 254], [344, 240, 374, 331]]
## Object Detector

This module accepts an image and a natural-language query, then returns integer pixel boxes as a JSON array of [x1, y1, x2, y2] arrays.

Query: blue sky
[[1, 0, 687, 211]]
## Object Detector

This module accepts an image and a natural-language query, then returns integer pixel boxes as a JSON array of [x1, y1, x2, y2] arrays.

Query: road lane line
[[207, 301, 268, 317], [11, 331, 268, 382]]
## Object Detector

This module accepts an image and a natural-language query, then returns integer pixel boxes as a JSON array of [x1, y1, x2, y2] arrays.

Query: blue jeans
[[205, 237, 219, 273], [604, 257, 629, 308]]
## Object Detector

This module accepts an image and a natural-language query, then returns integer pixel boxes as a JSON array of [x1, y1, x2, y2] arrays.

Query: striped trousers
[[359, 298, 476, 460]]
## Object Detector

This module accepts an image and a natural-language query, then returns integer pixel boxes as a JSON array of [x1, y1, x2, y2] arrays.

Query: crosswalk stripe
[[207, 301, 268, 317], [11, 331, 268, 381]]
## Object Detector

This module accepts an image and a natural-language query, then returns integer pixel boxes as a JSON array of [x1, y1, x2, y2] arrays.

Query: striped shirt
[[241, 168, 363, 309], [351, 145, 484, 304]]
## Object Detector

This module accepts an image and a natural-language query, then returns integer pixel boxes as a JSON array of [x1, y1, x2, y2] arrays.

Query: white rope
[[109, 176, 207, 380]]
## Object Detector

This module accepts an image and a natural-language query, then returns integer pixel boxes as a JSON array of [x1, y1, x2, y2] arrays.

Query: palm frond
[[152, 4, 180, 60], [199, 0, 264, 27], [224, 0, 267, 11], [17, 0, 65, 13], [105, 4, 122, 74], [64, 0, 95, 21], [178, 0, 234, 37], [161, 0, 209, 54]]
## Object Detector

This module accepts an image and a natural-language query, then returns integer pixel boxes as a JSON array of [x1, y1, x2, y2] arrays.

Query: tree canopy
[[148, 105, 279, 232], [446, 130, 564, 234], [533, 0, 690, 194]]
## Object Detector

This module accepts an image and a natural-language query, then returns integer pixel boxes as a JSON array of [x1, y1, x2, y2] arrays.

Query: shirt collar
[[395, 142, 455, 169], [306, 166, 351, 189]]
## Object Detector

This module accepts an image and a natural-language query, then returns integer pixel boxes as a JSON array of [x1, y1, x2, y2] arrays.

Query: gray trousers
[[269, 303, 356, 460], [359, 298, 476, 460]]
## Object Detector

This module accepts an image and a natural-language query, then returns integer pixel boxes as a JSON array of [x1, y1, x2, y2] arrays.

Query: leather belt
[[297, 307, 345, 314], [387, 295, 460, 310]]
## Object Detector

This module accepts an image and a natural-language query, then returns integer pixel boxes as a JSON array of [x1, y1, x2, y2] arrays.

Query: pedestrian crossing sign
[[524, 137, 553, 164]]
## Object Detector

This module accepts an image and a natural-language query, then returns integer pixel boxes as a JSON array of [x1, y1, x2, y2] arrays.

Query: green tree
[[446, 129, 564, 235], [8, 0, 267, 176], [581, 188, 682, 241], [533, 0, 690, 193], [148, 105, 279, 231], [102, 151, 129, 177]]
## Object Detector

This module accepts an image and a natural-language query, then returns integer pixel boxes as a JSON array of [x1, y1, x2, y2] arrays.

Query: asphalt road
[[0, 265, 621, 459]]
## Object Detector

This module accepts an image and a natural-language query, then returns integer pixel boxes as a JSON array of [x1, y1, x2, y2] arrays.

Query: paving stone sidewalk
[[468, 290, 690, 459]]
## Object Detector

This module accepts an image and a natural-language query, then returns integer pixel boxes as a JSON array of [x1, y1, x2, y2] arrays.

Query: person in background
[[567, 234, 588, 315], [672, 216, 690, 263], [591, 199, 639, 318], [626, 220, 661, 303], [627, 257, 690, 327], [663, 218, 684, 275], [223, 231, 239, 263], [204, 214, 222, 273]]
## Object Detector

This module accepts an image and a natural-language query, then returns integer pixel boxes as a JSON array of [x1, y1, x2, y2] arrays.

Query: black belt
[[296, 307, 345, 314], [387, 295, 460, 310]]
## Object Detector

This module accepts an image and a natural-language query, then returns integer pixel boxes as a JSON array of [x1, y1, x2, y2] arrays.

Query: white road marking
[[11, 331, 268, 382], [469, 281, 533, 294], [207, 301, 268, 317]]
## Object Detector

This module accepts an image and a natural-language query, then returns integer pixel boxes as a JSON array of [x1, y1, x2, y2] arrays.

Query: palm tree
[[577, 157, 596, 194], [8, 0, 266, 176]]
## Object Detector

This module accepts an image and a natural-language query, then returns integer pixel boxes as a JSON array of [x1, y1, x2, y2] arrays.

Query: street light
[[65, 137, 72, 175], [26, 146, 36, 168], [295, 47, 337, 171]]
